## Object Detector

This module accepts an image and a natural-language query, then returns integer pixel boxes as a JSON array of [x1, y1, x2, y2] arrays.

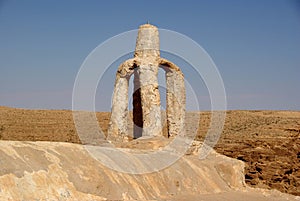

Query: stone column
[[160, 59, 186, 137], [107, 75, 129, 141], [107, 60, 134, 141], [134, 24, 162, 137], [138, 61, 162, 136]]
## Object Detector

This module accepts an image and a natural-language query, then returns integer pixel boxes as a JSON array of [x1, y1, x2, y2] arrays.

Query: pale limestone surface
[[107, 59, 135, 141], [108, 24, 186, 140], [0, 140, 298, 201], [160, 58, 186, 137]]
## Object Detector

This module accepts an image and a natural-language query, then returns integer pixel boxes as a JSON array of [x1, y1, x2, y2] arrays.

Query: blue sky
[[0, 0, 299, 111]]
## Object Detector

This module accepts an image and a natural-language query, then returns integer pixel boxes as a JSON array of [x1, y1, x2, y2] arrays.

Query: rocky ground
[[196, 111, 300, 196], [0, 139, 298, 200], [0, 106, 299, 196]]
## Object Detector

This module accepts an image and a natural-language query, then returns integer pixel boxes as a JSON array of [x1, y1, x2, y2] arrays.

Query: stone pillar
[[108, 60, 134, 141], [133, 24, 162, 137], [160, 59, 186, 137], [138, 62, 162, 136], [107, 74, 129, 141], [134, 24, 160, 59]]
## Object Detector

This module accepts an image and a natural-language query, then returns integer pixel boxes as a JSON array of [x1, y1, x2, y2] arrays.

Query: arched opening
[[108, 59, 185, 140], [132, 68, 143, 139], [158, 68, 168, 137]]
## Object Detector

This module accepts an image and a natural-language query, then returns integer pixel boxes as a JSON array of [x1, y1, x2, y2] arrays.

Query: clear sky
[[0, 0, 299, 111]]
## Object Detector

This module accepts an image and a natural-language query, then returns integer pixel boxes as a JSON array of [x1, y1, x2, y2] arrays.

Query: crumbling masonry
[[108, 24, 185, 141]]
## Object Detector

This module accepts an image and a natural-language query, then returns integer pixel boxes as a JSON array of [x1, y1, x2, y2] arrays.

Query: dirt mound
[[0, 107, 299, 196]]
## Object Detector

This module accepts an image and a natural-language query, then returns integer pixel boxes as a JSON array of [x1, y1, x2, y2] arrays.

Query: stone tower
[[108, 24, 185, 141]]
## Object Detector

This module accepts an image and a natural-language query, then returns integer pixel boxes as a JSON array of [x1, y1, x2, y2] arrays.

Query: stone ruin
[[108, 24, 186, 141]]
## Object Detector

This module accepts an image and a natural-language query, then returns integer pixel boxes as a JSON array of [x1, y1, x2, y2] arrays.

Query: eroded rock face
[[0, 140, 298, 201], [0, 141, 106, 201], [108, 24, 186, 140]]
